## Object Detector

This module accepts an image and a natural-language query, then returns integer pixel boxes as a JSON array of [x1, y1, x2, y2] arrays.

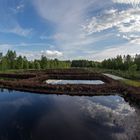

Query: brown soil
[[0, 69, 140, 105]]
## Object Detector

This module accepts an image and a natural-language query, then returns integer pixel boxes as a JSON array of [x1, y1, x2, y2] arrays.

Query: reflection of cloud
[[78, 96, 139, 139], [79, 96, 135, 117]]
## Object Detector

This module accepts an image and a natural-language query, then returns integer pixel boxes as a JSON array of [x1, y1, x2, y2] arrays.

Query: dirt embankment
[[0, 69, 139, 105]]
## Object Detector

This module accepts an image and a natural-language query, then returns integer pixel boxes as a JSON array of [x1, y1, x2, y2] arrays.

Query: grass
[[107, 70, 140, 80], [120, 79, 140, 87], [86, 68, 140, 80], [0, 69, 28, 74]]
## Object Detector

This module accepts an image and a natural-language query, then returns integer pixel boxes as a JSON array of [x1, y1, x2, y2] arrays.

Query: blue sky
[[0, 0, 140, 60]]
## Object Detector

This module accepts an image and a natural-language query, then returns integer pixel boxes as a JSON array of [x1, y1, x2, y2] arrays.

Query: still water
[[46, 79, 104, 85], [0, 89, 139, 140]]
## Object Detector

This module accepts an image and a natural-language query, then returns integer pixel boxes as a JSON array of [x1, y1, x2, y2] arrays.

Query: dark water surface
[[0, 89, 139, 140]]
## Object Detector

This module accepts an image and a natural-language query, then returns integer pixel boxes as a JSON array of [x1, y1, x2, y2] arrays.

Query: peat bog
[[0, 69, 139, 105]]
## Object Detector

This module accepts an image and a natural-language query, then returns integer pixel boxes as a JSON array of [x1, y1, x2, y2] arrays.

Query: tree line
[[0, 50, 71, 71], [0, 50, 139, 71], [71, 55, 140, 71]]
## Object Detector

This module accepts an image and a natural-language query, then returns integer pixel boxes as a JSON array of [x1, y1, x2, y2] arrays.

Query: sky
[[0, 0, 140, 61]]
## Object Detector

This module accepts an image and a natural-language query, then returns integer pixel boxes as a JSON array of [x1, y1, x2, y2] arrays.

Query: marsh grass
[[120, 79, 140, 87]]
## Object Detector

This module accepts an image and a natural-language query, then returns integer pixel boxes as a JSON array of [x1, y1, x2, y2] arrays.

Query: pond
[[0, 89, 139, 140], [46, 79, 104, 85]]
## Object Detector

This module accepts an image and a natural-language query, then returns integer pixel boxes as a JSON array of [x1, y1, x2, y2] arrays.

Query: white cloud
[[18, 50, 63, 60], [17, 50, 63, 60], [33, 0, 94, 25], [10, 3, 25, 14], [91, 43, 140, 61], [0, 44, 13, 52], [41, 50, 63, 58], [83, 8, 140, 34], [33, 0, 112, 59], [9, 0, 137, 60], [0, 43, 58, 60], [130, 38, 140, 44], [0, 25, 33, 37], [112, 0, 140, 5], [16, 4, 24, 10], [82, 8, 140, 47], [8, 25, 32, 37], [0, 25, 32, 37]]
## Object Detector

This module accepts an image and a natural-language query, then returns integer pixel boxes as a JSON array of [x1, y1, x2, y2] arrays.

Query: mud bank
[[0, 69, 139, 105]]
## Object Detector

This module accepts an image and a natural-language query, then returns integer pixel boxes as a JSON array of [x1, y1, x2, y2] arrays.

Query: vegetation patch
[[120, 79, 140, 87]]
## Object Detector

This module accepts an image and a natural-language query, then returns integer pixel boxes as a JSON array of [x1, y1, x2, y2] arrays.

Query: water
[[0, 89, 139, 140], [46, 79, 104, 85]]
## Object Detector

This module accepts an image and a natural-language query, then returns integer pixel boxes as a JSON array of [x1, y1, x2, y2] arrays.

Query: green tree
[[29, 61, 35, 69], [134, 54, 140, 70], [23, 56, 29, 69], [40, 56, 48, 69], [16, 56, 23, 69], [34, 61, 41, 70], [124, 55, 133, 70], [0, 53, 3, 61], [1, 57, 8, 71], [129, 64, 137, 72], [6, 50, 16, 69]]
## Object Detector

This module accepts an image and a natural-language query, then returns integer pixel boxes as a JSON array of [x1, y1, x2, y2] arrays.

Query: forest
[[0, 50, 140, 73]]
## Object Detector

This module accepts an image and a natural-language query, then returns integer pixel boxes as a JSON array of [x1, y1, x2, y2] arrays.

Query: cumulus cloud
[[112, 0, 140, 5], [82, 8, 140, 46], [41, 50, 63, 58], [83, 8, 140, 34], [19, 50, 63, 60]]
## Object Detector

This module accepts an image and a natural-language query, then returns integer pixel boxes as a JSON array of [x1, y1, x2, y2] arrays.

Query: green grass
[[86, 68, 140, 80], [120, 79, 140, 87], [107, 70, 140, 80], [0, 69, 29, 74], [0, 70, 21, 73]]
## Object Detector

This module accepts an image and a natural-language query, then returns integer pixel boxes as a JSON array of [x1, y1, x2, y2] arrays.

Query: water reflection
[[0, 89, 139, 140], [46, 79, 104, 85]]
